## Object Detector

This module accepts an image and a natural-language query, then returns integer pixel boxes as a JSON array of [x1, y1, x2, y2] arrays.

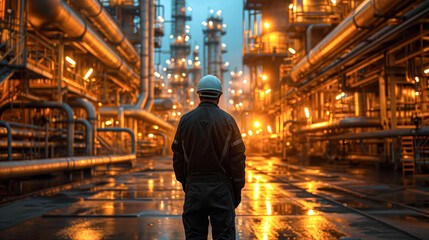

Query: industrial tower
[[167, 0, 192, 111], [202, 10, 228, 98]]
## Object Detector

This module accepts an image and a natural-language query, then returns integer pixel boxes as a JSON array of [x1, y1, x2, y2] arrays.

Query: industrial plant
[[239, 0, 429, 175], [0, 0, 429, 239]]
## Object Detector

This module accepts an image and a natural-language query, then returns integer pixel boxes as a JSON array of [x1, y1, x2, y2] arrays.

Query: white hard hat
[[197, 75, 223, 98]]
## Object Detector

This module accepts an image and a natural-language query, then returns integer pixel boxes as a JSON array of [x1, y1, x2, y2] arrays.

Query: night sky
[[156, 0, 244, 91]]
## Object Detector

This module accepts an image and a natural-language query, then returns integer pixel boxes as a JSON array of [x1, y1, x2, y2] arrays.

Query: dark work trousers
[[183, 174, 236, 240]]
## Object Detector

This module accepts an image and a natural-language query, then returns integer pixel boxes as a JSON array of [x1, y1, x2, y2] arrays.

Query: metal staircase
[[0, 67, 15, 85]]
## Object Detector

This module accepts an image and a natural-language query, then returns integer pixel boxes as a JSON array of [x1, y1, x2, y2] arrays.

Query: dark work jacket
[[171, 101, 246, 190]]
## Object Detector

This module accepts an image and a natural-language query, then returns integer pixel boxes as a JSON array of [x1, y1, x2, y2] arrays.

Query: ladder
[[401, 136, 415, 176]]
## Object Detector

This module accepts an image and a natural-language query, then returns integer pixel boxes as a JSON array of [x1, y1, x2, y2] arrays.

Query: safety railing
[[0, 20, 25, 66], [1, 19, 55, 77], [25, 33, 55, 73], [100, 0, 139, 7], [289, 3, 345, 25], [244, 32, 290, 55]]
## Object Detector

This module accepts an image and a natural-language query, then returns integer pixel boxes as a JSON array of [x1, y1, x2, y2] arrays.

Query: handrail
[[0, 34, 25, 62], [97, 127, 136, 155]]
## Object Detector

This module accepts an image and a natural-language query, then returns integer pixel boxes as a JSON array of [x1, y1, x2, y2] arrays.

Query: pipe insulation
[[296, 118, 381, 134], [288, 1, 429, 98], [290, 0, 415, 83], [327, 127, 429, 140], [0, 154, 136, 179], [145, 0, 154, 111], [70, 0, 139, 64], [136, 0, 149, 109], [27, 0, 139, 83], [69, 98, 96, 155], [100, 0, 174, 134], [153, 98, 174, 110], [100, 107, 175, 133]]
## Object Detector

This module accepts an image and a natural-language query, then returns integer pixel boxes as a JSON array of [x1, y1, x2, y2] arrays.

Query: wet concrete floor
[[0, 155, 427, 239]]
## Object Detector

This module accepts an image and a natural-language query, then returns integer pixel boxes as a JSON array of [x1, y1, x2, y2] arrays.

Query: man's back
[[179, 101, 236, 176], [172, 75, 245, 240]]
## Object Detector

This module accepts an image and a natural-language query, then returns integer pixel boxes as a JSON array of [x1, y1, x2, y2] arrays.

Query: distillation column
[[203, 10, 226, 84], [168, 0, 191, 110]]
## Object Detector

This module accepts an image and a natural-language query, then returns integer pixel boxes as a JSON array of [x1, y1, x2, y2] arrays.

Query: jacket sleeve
[[171, 118, 186, 184], [229, 118, 246, 190]]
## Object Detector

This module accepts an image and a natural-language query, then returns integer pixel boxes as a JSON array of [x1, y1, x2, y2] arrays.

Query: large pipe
[[153, 98, 174, 111], [70, 0, 139, 64], [97, 0, 173, 133], [0, 154, 135, 179], [97, 127, 136, 154], [68, 98, 96, 155], [154, 132, 167, 155], [75, 118, 92, 155], [288, 1, 429, 98], [327, 127, 429, 140], [100, 108, 175, 133], [0, 127, 47, 138], [290, 0, 414, 83], [107, 75, 133, 93], [0, 102, 74, 157], [137, 0, 149, 109], [305, 24, 331, 54], [68, 98, 96, 122], [296, 118, 381, 134], [27, 0, 139, 84], [0, 140, 62, 148], [0, 121, 12, 161], [144, 0, 154, 112]]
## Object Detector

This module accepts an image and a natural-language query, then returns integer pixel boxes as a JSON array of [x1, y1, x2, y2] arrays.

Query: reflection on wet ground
[[0, 156, 426, 239]]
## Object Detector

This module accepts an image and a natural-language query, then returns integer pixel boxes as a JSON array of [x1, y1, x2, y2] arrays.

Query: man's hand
[[233, 183, 243, 208], [233, 190, 241, 208]]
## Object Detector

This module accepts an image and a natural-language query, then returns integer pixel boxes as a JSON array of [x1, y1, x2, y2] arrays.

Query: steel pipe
[[125, 109, 175, 133], [107, 75, 133, 93], [154, 132, 168, 155], [288, 1, 429, 98], [70, 0, 139, 64], [153, 98, 174, 111], [296, 118, 381, 134], [0, 140, 56, 148], [100, 107, 175, 133], [27, 0, 139, 83], [98, 0, 172, 135], [75, 118, 92, 155], [137, 0, 149, 109], [97, 127, 136, 154], [305, 24, 331, 54], [69, 98, 96, 155], [327, 127, 429, 141], [68, 98, 96, 122], [290, 0, 414, 83], [0, 121, 12, 161], [145, 0, 154, 112], [0, 127, 47, 138], [7, 122, 61, 132], [0, 102, 74, 157], [0, 154, 135, 179]]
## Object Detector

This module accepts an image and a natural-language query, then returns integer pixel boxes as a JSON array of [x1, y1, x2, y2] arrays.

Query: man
[[172, 75, 246, 240]]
